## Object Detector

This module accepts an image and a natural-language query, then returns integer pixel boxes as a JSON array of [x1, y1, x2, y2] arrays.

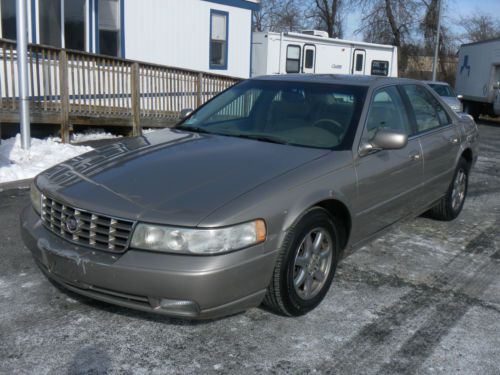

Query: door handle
[[409, 152, 421, 161], [449, 137, 459, 144]]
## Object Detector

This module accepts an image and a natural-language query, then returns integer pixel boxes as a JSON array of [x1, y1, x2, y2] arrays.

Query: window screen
[[1, 0, 16, 40], [371, 60, 389, 76], [355, 53, 364, 72], [65, 0, 85, 51], [210, 11, 228, 69], [99, 0, 120, 57], [39, 0, 62, 47], [286, 45, 300, 73], [304, 49, 314, 69]]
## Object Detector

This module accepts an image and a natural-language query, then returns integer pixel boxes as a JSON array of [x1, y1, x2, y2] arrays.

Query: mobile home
[[251, 31, 398, 77], [0, 0, 258, 78]]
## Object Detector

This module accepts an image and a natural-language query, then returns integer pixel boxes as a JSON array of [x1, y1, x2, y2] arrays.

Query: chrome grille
[[41, 195, 134, 253]]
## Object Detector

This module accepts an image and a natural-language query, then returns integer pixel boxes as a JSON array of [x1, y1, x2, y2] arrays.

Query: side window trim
[[396, 84, 418, 136], [209, 9, 229, 70]]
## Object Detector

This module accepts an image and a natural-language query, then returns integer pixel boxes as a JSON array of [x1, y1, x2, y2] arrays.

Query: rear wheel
[[427, 158, 469, 221], [263, 207, 339, 316]]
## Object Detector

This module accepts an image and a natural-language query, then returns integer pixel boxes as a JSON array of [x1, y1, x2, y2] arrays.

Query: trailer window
[[286, 45, 301, 73], [0, 0, 16, 40], [210, 10, 228, 69], [355, 54, 364, 72], [305, 49, 314, 69], [371, 60, 389, 76]]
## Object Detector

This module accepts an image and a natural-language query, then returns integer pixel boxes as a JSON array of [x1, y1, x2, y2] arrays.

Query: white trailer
[[455, 38, 500, 119], [251, 31, 398, 78]]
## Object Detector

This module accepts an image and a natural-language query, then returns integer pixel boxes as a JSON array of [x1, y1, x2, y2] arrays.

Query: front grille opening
[[41, 194, 135, 253]]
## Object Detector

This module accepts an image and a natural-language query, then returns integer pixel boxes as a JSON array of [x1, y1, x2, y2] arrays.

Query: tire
[[427, 158, 469, 221], [464, 101, 480, 121], [263, 207, 339, 316]]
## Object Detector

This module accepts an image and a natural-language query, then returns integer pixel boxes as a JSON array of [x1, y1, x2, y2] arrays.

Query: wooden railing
[[0, 39, 240, 141]]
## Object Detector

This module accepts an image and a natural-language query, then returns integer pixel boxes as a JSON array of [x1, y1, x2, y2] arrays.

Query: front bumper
[[20, 206, 277, 319]]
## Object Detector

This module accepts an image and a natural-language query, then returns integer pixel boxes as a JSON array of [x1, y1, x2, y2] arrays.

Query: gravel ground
[[1, 122, 499, 375]]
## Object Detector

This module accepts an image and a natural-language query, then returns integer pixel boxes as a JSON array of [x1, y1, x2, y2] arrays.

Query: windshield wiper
[[176, 125, 212, 134], [229, 133, 290, 145]]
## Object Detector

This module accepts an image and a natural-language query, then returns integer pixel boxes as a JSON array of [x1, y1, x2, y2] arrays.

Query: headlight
[[30, 181, 42, 215], [130, 220, 266, 254]]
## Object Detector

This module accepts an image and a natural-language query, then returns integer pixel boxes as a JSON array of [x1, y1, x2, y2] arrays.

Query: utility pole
[[431, 0, 442, 82], [16, 0, 31, 149]]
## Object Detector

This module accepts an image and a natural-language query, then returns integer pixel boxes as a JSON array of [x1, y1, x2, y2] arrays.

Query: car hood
[[37, 129, 330, 226]]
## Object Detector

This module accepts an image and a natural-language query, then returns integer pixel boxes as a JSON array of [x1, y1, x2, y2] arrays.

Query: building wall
[[0, 0, 253, 79], [124, 0, 252, 78]]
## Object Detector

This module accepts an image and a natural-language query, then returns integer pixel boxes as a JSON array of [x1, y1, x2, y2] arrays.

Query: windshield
[[178, 80, 367, 149], [428, 83, 456, 97]]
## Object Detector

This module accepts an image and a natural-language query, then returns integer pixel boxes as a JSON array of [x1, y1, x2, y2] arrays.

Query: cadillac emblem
[[64, 215, 80, 234]]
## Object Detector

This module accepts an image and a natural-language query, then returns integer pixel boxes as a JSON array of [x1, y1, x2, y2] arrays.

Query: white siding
[[124, 0, 252, 78]]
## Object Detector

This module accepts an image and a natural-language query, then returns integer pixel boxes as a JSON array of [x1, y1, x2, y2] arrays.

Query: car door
[[400, 84, 460, 203], [353, 85, 424, 241]]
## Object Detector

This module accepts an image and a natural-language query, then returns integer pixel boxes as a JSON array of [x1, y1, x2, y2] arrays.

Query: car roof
[[252, 74, 421, 88]]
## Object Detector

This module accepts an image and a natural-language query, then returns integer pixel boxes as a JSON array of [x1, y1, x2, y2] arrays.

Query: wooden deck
[[0, 39, 240, 140]]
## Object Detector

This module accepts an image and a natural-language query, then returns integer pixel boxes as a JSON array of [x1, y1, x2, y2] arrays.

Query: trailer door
[[302, 44, 316, 74], [352, 49, 366, 75]]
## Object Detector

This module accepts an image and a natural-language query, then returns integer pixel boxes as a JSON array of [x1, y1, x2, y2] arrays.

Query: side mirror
[[457, 94, 463, 100], [493, 82, 500, 90], [180, 108, 193, 119], [359, 129, 408, 156]]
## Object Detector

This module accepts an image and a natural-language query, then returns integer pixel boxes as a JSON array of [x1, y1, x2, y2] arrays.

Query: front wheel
[[427, 158, 469, 221], [263, 207, 339, 316]]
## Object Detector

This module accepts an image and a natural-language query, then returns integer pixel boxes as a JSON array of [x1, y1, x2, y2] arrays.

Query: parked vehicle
[[22, 75, 478, 319], [425, 81, 463, 112], [251, 31, 398, 77], [455, 38, 500, 119]]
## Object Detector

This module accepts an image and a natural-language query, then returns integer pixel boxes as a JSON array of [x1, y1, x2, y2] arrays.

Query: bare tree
[[308, 0, 345, 38], [459, 12, 500, 43], [253, 0, 306, 32], [356, 0, 421, 71]]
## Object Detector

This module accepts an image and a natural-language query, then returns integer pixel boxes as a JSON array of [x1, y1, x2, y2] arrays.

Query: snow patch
[[0, 134, 93, 183], [71, 129, 122, 143]]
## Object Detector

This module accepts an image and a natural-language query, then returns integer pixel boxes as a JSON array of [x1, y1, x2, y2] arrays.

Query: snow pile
[[0, 134, 93, 183], [71, 129, 122, 143]]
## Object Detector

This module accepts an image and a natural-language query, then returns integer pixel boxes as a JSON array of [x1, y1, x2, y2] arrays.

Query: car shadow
[[47, 276, 245, 326]]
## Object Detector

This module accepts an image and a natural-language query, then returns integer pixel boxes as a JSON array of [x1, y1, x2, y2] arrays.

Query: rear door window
[[401, 85, 451, 133]]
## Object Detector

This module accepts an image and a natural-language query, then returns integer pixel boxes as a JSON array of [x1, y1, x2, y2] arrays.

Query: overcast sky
[[342, 0, 500, 41]]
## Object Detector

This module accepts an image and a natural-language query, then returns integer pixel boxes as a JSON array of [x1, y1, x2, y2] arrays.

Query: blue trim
[[209, 9, 229, 71], [95, 0, 99, 53], [203, 0, 260, 11], [89, 0, 93, 52], [30, 0, 36, 43], [249, 16, 253, 77], [120, 0, 125, 58]]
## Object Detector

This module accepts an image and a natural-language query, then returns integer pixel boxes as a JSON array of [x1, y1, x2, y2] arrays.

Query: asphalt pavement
[[1, 122, 499, 374]]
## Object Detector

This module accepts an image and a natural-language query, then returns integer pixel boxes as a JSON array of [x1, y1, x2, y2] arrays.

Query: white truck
[[455, 38, 500, 119], [251, 30, 398, 77]]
